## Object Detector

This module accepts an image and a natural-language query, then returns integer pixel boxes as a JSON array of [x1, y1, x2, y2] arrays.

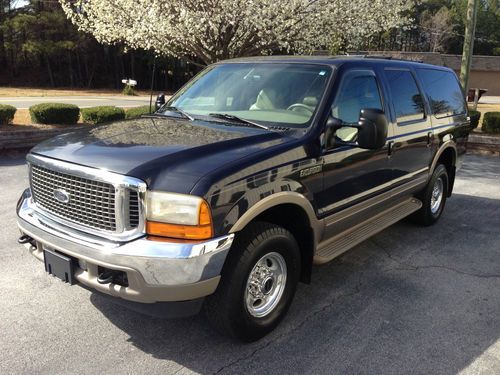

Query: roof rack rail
[[367, 55, 424, 63], [343, 53, 424, 63]]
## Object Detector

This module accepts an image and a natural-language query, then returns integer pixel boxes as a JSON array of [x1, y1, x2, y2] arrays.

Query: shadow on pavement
[[0, 149, 28, 166], [90, 193, 500, 374]]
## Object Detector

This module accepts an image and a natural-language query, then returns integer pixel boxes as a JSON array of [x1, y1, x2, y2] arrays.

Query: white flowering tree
[[60, 0, 411, 65]]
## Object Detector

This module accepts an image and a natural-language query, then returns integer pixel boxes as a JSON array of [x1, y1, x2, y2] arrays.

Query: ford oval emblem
[[53, 189, 70, 204]]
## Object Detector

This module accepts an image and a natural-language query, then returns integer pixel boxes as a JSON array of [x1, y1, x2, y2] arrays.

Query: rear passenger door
[[383, 67, 432, 184]]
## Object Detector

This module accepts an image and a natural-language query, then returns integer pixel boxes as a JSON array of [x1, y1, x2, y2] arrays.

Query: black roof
[[218, 55, 453, 72]]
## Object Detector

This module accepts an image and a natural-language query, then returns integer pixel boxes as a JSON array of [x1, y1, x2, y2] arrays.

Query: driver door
[[317, 67, 394, 236]]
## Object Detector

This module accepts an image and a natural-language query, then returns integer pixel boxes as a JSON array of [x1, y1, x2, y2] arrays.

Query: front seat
[[250, 89, 277, 110]]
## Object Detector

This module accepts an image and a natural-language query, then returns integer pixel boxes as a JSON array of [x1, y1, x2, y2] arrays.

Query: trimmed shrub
[[0, 104, 17, 126], [125, 105, 152, 119], [29, 103, 80, 125], [81, 106, 125, 125], [468, 109, 481, 129], [122, 85, 137, 96], [482, 112, 500, 134]]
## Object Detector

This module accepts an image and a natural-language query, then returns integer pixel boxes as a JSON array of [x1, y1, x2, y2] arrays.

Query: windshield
[[165, 63, 332, 128]]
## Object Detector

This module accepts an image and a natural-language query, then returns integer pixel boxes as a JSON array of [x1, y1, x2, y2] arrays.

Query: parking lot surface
[[0, 154, 499, 374]]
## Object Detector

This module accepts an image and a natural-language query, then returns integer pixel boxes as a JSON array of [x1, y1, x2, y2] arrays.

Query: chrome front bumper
[[16, 188, 234, 303]]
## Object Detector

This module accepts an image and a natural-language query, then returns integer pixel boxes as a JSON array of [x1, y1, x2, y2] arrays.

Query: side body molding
[[229, 192, 323, 246]]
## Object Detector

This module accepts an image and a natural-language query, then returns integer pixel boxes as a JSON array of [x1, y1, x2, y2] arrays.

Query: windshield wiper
[[208, 113, 269, 130], [159, 106, 194, 121]]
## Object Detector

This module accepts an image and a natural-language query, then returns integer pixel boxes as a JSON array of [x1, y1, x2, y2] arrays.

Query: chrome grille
[[129, 191, 139, 228], [30, 165, 117, 231]]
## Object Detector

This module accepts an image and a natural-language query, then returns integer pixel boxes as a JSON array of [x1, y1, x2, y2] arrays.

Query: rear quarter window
[[416, 69, 466, 118]]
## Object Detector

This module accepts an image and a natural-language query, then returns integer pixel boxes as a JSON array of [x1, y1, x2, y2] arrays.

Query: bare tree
[[421, 6, 454, 53]]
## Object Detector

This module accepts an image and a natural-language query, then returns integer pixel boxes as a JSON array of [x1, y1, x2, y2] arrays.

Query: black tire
[[204, 221, 301, 342], [411, 164, 449, 226]]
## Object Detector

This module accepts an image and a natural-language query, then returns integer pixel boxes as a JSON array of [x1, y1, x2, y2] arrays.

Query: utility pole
[[459, 0, 479, 93]]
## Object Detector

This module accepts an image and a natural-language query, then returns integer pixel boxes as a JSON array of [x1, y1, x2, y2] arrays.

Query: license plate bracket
[[44, 248, 76, 285]]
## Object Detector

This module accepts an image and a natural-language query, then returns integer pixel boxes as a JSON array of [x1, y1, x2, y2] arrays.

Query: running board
[[314, 198, 422, 264]]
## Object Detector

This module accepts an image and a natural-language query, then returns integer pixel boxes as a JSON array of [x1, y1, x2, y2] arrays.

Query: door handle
[[427, 132, 433, 147], [387, 141, 395, 157]]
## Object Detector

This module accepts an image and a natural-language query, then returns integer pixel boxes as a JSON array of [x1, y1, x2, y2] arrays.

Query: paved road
[[479, 95, 500, 104], [0, 95, 152, 109], [0, 154, 499, 374]]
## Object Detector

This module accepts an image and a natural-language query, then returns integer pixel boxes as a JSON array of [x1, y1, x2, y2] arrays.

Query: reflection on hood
[[86, 117, 247, 147]]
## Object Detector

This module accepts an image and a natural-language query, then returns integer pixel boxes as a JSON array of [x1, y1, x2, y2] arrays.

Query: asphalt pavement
[[0, 154, 499, 374], [0, 95, 152, 109]]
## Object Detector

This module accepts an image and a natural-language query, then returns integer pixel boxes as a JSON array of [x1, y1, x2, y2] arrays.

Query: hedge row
[[125, 105, 152, 119], [482, 112, 500, 134], [29, 103, 80, 125], [22, 103, 151, 125], [81, 106, 125, 125], [0, 104, 17, 126]]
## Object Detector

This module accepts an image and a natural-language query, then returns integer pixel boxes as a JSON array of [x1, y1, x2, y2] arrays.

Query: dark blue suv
[[17, 56, 471, 341]]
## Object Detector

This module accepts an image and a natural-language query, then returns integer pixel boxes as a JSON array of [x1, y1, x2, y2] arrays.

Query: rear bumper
[[17, 188, 233, 311]]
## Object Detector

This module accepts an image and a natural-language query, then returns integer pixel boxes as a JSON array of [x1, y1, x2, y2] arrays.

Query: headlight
[[145, 191, 213, 240]]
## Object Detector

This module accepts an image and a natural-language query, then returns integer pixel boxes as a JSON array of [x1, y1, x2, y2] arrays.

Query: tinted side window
[[416, 69, 466, 117], [385, 69, 425, 123], [332, 70, 382, 124]]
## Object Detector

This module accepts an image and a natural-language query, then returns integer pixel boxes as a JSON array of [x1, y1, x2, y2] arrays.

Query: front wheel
[[204, 222, 301, 342], [411, 164, 449, 226]]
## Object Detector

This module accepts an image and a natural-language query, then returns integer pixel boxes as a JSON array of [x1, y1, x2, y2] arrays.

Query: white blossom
[[59, 0, 411, 65]]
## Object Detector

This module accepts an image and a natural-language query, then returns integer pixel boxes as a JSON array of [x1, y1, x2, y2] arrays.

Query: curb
[[468, 132, 500, 156]]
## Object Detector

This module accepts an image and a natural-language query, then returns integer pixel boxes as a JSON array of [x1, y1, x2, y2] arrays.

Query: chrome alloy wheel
[[430, 177, 444, 214], [244, 252, 287, 318]]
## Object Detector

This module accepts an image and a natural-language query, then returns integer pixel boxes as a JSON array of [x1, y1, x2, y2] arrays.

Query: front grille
[[30, 165, 117, 231], [129, 191, 139, 228]]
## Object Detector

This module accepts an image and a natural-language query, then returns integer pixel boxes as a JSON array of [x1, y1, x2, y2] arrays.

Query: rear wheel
[[204, 222, 301, 342], [411, 164, 448, 226]]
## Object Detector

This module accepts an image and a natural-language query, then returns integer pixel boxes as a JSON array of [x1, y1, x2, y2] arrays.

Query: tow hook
[[96, 269, 128, 287], [97, 270, 115, 284], [18, 235, 36, 247]]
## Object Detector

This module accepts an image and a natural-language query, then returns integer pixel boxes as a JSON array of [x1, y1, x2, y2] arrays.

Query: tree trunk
[[113, 52, 120, 89], [460, 0, 479, 92], [68, 51, 74, 88], [120, 52, 125, 85], [44, 54, 55, 87], [0, 1, 6, 66], [87, 58, 96, 88], [75, 51, 82, 87], [130, 51, 135, 80]]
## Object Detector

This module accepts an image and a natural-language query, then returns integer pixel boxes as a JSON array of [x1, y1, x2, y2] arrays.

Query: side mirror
[[155, 93, 166, 110], [324, 116, 344, 149], [357, 108, 388, 149]]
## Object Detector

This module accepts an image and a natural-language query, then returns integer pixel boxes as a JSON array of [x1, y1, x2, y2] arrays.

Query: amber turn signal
[[146, 201, 213, 240]]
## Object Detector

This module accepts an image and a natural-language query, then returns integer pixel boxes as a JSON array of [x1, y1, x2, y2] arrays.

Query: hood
[[31, 116, 292, 194]]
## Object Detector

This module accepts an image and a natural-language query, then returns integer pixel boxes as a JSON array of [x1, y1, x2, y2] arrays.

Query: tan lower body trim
[[319, 167, 429, 216], [323, 173, 427, 232], [24, 242, 220, 303]]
